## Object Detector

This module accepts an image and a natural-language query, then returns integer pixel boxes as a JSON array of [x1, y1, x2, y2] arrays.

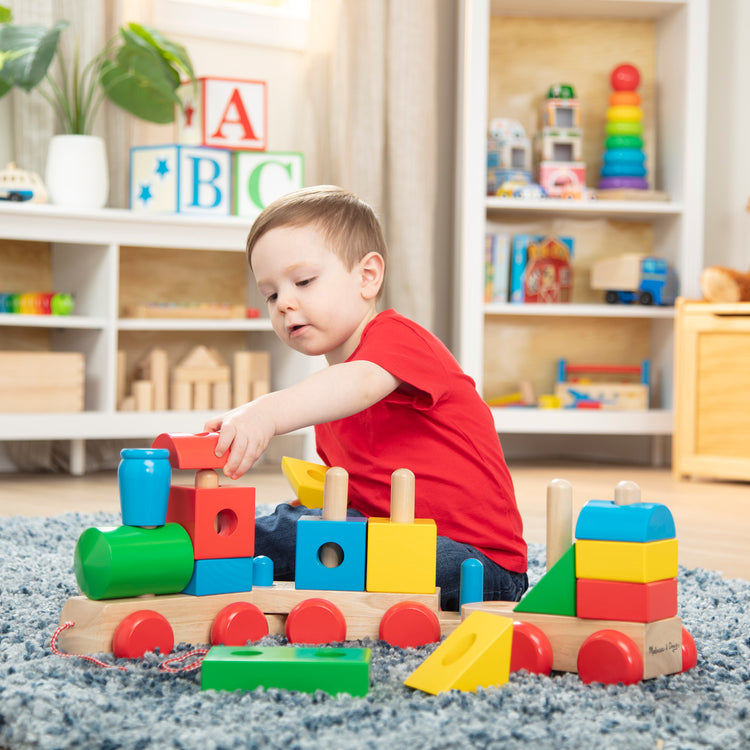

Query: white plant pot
[[45, 135, 109, 209]]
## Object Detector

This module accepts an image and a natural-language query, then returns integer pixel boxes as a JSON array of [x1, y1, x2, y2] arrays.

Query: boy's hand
[[204, 401, 276, 480]]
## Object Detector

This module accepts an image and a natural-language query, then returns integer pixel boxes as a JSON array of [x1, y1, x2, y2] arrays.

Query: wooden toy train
[[58, 432, 696, 686]]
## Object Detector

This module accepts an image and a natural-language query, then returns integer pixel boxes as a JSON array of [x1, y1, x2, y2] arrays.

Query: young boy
[[205, 185, 527, 610]]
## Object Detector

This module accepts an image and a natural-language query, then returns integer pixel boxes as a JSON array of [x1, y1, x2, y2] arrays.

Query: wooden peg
[[196, 469, 220, 489], [546, 478, 572, 570], [322, 467, 348, 522], [614, 480, 641, 506], [390, 468, 415, 524]]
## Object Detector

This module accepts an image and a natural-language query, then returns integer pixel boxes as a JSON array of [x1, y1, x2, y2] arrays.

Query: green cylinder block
[[74, 524, 194, 600]]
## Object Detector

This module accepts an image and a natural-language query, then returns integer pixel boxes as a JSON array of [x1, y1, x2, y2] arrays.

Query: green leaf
[[0, 21, 68, 91], [0, 7, 12, 24], [125, 22, 194, 83]]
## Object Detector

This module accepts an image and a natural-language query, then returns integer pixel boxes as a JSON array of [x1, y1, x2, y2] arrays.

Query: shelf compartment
[[486, 197, 683, 220], [0, 314, 108, 329], [484, 303, 675, 319], [117, 318, 274, 332], [492, 407, 673, 435]]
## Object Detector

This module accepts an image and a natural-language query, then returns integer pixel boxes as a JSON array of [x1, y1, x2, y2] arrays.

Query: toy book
[[509, 234, 574, 303]]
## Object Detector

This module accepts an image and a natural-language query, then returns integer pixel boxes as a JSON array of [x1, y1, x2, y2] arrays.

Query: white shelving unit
[[0, 203, 316, 474], [454, 0, 708, 460]]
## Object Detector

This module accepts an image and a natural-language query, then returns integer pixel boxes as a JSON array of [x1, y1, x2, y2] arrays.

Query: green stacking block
[[514, 543, 576, 616], [201, 645, 371, 696]]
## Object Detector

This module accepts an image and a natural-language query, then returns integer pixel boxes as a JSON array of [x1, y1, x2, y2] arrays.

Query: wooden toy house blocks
[[366, 469, 437, 595]]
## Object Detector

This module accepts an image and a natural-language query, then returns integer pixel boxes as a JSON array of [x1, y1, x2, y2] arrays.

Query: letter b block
[[366, 518, 437, 594], [130, 144, 232, 216]]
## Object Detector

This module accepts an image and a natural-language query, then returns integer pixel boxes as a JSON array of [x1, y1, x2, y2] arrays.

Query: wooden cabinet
[[454, 0, 708, 460], [673, 299, 750, 481], [0, 203, 316, 474]]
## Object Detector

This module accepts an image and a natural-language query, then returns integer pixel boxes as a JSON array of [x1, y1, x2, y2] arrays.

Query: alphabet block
[[575, 538, 678, 583], [575, 500, 676, 542], [166, 484, 255, 560], [183, 557, 254, 596], [576, 578, 678, 622], [129, 144, 233, 216], [404, 611, 513, 694], [177, 76, 267, 151], [281, 456, 328, 509], [200, 645, 371, 696], [234, 151, 304, 220]]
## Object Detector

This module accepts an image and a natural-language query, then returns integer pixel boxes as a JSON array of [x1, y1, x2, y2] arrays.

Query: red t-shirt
[[315, 309, 527, 573]]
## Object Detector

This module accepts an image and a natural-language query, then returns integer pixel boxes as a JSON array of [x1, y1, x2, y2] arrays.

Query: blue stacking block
[[575, 500, 675, 543], [295, 516, 367, 591], [183, 557, 253, 596]]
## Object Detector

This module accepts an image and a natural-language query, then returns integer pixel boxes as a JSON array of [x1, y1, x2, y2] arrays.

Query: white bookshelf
[[454, 0, 708, 459], [0, 203, 316, 474]]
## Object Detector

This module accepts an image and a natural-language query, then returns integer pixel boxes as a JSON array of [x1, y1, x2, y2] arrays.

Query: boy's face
[[251, 224, 380, 364]]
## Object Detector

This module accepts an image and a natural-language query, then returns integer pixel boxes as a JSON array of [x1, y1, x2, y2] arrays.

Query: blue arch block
[[575, 500, 675, 543], [295, 516, 367, 591], [183, 557, 253, 596]]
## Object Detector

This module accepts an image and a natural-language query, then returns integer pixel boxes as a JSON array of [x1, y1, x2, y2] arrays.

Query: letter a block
[[404, 611, 513, 694], [201, 645, 371, 696], [234, 151, 304, 221], [130, 144, 232, 216], [177, 77, 267, 151]]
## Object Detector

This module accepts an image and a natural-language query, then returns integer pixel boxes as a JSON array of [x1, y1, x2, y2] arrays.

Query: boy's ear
[[359, 251, 385, 300]]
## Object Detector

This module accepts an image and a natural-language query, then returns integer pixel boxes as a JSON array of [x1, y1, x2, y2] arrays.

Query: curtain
[[305, 0, 457, 341], [7, 0, 131, 207]]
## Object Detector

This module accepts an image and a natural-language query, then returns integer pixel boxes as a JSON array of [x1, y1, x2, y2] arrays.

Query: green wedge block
[[201, 646, 371, 696], [514, 543, 577, 616]]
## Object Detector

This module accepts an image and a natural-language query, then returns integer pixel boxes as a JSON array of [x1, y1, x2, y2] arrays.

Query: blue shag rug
[[0, 511, 749, 750]]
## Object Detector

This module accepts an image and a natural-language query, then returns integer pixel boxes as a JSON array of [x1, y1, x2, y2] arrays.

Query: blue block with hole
[[294, 516, 367, 591], [183, 556, 254, 596], [574, 500, 675, 543]]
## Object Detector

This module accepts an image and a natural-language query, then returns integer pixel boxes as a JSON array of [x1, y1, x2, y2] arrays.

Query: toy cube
[[183, 557, 254, 596], [366, 517, 437, 594], [201, 645, 371, 696], [575, 538, 678, 583], [404, 611, 513, 694], [538, 161, 586, 197], [130, 144, 232, 216], [295, 516, 367, 592], [543, 97, 581, 129], [177, 76, 267, 151], [166, 484, 255, 560], [576, 578, 678, 622], [537, 128, 583, 163], [233, 151, 304, 220]]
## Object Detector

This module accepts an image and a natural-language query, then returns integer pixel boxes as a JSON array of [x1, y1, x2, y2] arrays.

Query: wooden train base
[[58, 583, 463, 656]]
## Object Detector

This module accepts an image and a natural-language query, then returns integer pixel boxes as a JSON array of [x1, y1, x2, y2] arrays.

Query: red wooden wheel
[[510, 620, 553, 675], [577, 629, 643, 685], [210, 602, 269, 646], [378, 601, 441, 648], [285, 598, 347, 645], [681, 626, 698, 672], [112, 610, 174, 659]]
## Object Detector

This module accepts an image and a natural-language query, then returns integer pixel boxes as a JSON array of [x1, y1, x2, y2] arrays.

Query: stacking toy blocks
[[130, 76, 304, 218], [462, 479, 696, 685], [486, 117, 532, 194], [598, 63, 649, 191], [537, 83, 586, 198]]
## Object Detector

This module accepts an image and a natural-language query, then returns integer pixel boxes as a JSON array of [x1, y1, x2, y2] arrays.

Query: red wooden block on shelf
[[576, 578, 678, 622], [284, 598, 347, 645], [167, 484, 255, 560], [112, 610, 174, 659], [152, 432, 227, 470]]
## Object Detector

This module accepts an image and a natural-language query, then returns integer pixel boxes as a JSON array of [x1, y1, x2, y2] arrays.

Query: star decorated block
[[129, 144, 233, 216]]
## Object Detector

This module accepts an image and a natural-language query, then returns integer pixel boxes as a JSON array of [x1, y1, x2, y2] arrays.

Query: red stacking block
[[167, 485, 255, 560], [152, 432, 227, 471], [576, 578, 678, 622]]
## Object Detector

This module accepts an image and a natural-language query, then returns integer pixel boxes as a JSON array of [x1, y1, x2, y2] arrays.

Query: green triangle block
[[514, 543, 576, 616]]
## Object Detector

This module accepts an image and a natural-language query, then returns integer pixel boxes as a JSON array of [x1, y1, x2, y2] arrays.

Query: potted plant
[[0, 5, 195, 207]]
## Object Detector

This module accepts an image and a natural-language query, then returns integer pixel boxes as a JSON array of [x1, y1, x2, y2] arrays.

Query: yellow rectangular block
[[281, 456, 328, 509], [404, 611, 513, 694], [366, 518, 436, 594], [575, 538, 678, 583]]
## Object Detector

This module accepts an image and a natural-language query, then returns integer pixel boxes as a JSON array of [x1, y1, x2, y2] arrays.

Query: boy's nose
[[276, 289, 297, 311]]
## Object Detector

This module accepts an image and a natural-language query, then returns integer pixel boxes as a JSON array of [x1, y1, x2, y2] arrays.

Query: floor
[[1, 460, 747, 581]]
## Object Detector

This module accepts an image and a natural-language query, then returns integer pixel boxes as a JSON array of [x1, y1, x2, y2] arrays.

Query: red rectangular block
[[576, 578, 678, 622], [152, 432, 227, 470], [167, 485, 255, 560]]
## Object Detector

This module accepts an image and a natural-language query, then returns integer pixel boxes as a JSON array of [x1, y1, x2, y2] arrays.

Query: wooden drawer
[[673, 299, 750, 480]]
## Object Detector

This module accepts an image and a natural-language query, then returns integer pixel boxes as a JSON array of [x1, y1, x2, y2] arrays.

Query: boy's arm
[[204, 360, 400, 479]]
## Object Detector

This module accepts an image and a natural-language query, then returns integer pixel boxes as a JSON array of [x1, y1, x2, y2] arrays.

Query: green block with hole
[[200, 645, 371, 696], [513, 543, 577, 616]]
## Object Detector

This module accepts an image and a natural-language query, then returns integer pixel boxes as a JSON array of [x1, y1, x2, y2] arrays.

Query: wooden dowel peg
[[390, 468, 415, 524], [614, 480, 641, 506], [322, 467, 348, 522], [196, 469, 220, 489], [546, 478, 572, 571]]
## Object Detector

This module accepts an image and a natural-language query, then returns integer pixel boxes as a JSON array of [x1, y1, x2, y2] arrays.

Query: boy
[[205, 185, 527, 610]]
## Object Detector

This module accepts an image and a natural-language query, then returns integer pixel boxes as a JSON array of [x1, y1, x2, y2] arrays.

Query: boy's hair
[[246, 185, 388, 277]]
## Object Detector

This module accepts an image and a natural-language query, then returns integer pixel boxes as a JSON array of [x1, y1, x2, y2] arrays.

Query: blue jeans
[[255, 503, 528, 612]]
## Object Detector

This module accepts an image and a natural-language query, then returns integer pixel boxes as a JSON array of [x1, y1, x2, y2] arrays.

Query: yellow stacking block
[[366, 517, 437, 594], [404, 611, 513, 694], [281, 456, 328, 509], [575, 538, 678, 583]]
